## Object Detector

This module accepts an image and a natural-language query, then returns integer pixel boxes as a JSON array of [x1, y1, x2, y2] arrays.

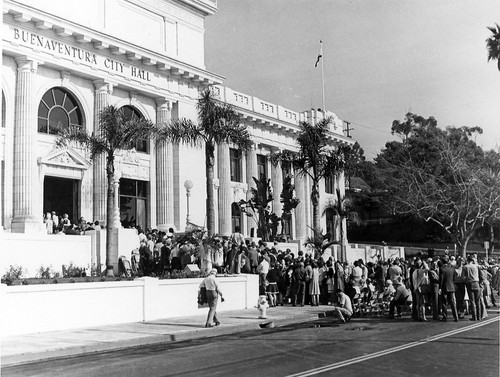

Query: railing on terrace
[[211, 85, 347, 135]]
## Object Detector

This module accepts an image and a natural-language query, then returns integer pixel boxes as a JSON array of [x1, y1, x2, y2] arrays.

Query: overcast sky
[[205, 0, 500, 159]]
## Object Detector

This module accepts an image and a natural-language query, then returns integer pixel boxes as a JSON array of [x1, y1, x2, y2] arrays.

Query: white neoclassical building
[[1, 0, 354, 269]]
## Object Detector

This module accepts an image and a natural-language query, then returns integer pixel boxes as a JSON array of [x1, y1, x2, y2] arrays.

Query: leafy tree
[[486, 23, 500, 71], [377, 113, 500, 256], [159, 89, 251, 236], [57, 105, 156, 275]]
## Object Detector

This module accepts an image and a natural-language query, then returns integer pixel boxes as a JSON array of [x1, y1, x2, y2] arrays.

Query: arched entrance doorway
[[43, 176, 79, 226]]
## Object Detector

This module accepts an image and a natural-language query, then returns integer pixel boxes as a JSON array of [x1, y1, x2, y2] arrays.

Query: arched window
[[325, 208, 336, 240], [121, 105, 148, 153], [231, 202, 241, 233], [38, 87, 83, 134]]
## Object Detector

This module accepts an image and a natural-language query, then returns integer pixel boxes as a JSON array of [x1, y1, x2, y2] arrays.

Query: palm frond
[[55, 124, 108, 160], [486, 24, 500, 70], [322, 197, 341, 217], [159, 119, 204, 147], [96, 105, 157, 153]]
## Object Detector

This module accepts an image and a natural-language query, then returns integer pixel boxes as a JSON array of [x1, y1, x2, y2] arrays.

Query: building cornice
[[173, 0, 217, 16], [3, 1, 224, 87], [212, 85, 355, 147]]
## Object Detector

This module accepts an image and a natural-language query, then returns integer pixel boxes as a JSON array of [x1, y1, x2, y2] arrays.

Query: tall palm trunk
[[311, 180, 321, 234], [105, 154, 117, 275], [205, 145, 216, 236], [340, 217, 348, 262]]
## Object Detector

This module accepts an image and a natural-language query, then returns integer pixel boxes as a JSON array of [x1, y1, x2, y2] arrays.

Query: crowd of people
[[43, 211, 101, 235], [132, 225, 500, 324]]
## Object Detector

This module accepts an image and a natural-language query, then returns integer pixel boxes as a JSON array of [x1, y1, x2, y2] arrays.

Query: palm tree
[[159, 88, 251, 237], [57, 105, 156, 275], [322, 189, 361, 261], [294, 117, 351, 235], [486, 24, 500, 71]]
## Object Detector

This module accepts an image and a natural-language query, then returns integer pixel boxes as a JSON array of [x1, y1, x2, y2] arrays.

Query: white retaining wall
[[0, 228, 141, 278], [0, 274, 259, 336], [0, 232, 91, 277], [347, 244, 405, 263]]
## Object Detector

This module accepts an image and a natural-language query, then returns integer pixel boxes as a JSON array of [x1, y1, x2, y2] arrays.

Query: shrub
[[162, 270, 206, 280], [1, 265, 26, 285], [36, 265, 60, 279], [62, 263, 85, 278]]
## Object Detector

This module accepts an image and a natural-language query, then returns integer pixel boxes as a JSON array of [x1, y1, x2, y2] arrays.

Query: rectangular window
[[230, 148, 242, 182], [257, 154, 268, 181], [283, 218, 292, 237], [325, 175, 335, 194], [119, 178, 148, 230]]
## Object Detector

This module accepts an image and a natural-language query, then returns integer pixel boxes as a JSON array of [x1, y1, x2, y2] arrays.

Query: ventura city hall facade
[[1, 0, 354, 245]]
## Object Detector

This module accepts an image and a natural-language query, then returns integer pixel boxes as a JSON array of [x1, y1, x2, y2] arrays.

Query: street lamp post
[[184, 180, 193, 226]]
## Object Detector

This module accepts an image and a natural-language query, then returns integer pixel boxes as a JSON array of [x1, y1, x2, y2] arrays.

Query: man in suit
[[439, 255, 459, 322], [292, 262, 307, 306], [160, 237, 172, 276]]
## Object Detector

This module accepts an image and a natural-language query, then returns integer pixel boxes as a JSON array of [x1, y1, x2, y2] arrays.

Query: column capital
[[155, 97, 172, 111], [93, 79, 114, 94], [15, 57, 39, 73]]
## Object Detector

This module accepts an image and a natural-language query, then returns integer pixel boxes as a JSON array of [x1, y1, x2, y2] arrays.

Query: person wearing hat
[[160, 237, 172, 277], [387, 277, 410, 319], [383, 279, 396, 299], [332, 289, 353, 324], [200, 269, 224, 327]]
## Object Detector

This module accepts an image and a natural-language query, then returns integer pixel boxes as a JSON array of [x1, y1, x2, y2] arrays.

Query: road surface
[[3, 313, 499, 377]]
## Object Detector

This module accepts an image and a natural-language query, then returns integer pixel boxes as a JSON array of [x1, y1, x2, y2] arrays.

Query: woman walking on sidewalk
[[200, 269, 224, 327]]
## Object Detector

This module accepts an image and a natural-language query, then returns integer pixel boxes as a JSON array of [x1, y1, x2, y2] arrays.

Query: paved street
[[3, 310, 498, 377]]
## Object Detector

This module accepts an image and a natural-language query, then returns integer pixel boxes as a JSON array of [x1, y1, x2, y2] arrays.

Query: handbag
[[198, 287, 207, 305]]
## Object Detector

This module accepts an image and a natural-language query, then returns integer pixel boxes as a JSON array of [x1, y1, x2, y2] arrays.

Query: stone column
[[217, 143, 231, 236], [155, 98, 174, 231], [245, 143, 258, 237], [240, 152, 247, 236], [11, 57, 43, 233], [93, 80, 113, 225], [294, 172, 307, 240], [271, 156, 283, 218]]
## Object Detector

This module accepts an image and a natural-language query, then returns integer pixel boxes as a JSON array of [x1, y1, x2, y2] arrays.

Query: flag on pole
[[314, 40, 323, 68]]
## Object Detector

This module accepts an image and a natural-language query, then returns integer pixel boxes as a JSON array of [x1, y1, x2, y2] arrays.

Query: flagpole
[[321, 42, 326, 112], [315, 40, 326, 112]]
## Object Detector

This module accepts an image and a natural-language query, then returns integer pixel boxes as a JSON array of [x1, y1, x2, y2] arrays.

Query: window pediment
[[38, 147, 90, 170]]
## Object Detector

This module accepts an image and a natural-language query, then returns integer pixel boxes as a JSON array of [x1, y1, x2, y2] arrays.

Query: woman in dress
[[266, 263, 281, 307], [309, 261, 320, 306], [44, 212, 53, 234]]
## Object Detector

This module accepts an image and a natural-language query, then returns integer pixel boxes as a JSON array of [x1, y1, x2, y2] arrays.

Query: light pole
[[184, 180, 193, 226]]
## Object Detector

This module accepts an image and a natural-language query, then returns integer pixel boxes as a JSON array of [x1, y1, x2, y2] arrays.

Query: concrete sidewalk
[[1, 305, 328, 367]]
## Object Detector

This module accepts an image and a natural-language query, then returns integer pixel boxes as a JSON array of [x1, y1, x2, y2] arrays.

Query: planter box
[[0, 274, 259, 336], [4, 277, 134, 286]]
